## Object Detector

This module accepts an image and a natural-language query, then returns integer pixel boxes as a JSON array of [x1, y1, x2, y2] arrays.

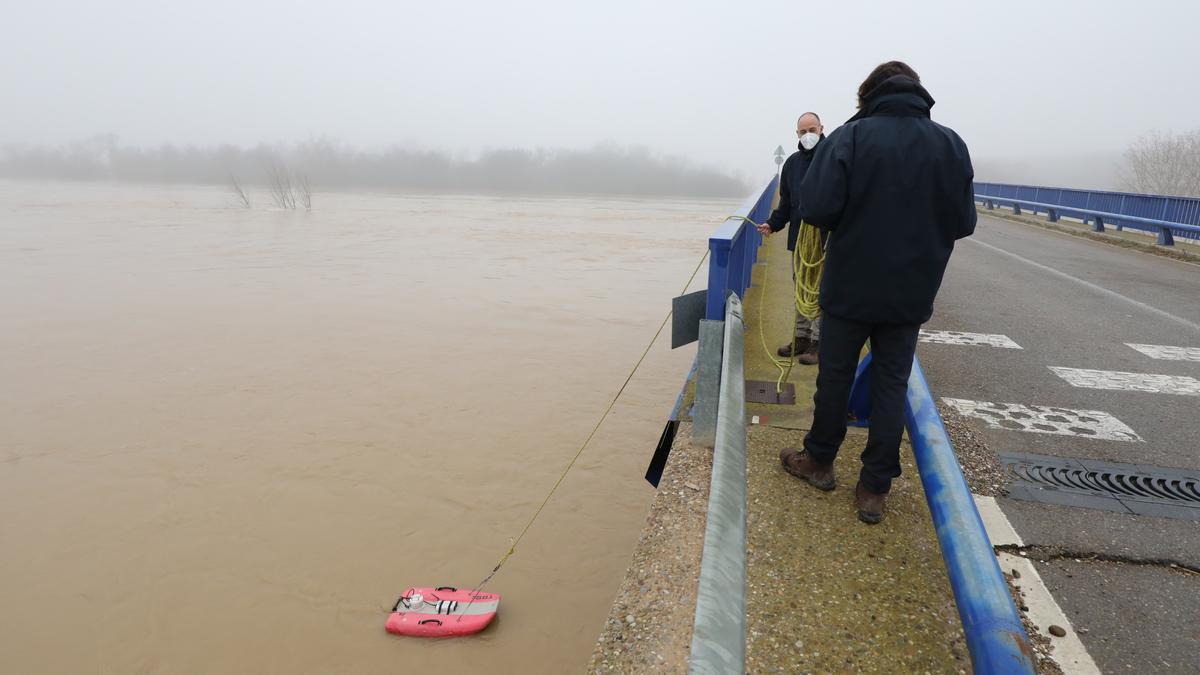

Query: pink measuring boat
[[385, 587, 501, 638]]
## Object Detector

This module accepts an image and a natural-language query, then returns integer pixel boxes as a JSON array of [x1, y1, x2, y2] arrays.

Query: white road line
[[965, 238, 1200, 334], [973, 496, 1102, 675], [998, 552, 1102, 675], [919, 330, 1022, 349], [941, 398, 1142, 442], [972, 495, 1023, 546], [1048, 367, 1200, 396], [1126, 343, 1200, 362]]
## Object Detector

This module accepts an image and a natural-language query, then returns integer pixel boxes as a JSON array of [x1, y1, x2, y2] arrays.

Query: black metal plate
[[644, 420, 679, 487], [745, 380, 795, 405], [671, 289, 708, 349]]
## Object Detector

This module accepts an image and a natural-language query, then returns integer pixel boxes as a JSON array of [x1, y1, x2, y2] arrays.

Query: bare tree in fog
[[230, 174, 252, 208], [298, 173, 312, 211], [1122, 129, 1200, 197], [268, 162, 297, 209]]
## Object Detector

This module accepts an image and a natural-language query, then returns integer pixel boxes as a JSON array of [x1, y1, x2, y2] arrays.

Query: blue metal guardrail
[[974, 181, 1200, 246], [851, 353, 1035, 673], [705, 174, 780, 321], [905, 356, 1036, 674]]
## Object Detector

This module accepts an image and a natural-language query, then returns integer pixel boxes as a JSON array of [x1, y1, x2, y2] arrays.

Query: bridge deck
[[740, 230, 967, 673], [589, 230, 975, 673]]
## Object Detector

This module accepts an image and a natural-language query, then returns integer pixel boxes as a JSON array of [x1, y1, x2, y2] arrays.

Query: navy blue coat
[[798, 76, 976, 324], [765, 140, 820, 251]]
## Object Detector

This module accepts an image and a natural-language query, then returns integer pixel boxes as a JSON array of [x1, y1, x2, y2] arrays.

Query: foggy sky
[[3, 0, 1198, 189]]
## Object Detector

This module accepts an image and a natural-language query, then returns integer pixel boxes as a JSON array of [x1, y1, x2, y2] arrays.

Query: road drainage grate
[[998, 452, 1200, 521]]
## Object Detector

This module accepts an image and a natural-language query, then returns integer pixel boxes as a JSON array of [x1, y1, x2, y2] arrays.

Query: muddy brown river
[[0, 180, 737, 674]]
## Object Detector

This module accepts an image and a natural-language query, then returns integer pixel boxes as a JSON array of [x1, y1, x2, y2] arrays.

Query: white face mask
[[799, 132, 820, 151]]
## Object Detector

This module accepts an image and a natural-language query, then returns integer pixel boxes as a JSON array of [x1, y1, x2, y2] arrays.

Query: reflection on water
[[0, 181, 736, 674]]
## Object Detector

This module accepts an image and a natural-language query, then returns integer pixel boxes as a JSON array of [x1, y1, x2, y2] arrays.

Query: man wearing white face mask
[[757, 112, 826, 363]]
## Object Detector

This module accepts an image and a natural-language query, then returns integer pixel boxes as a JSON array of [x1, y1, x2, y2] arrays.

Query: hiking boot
[[779, 447, 835, 491], [777, 337, 809, 358], [796, 340, 819, 366], [855, 480, 889, 524]]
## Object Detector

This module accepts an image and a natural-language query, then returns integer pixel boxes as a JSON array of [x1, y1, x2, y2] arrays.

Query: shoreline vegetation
[[0, 137, 749, 199]]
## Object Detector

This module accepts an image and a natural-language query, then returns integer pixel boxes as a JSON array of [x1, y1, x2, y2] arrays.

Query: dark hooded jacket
[[765, 137, 822, 251], [798, 76, 975, 324]]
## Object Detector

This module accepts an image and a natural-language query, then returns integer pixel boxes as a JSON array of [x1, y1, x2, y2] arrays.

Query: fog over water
[[4, 1, 1198, 192]]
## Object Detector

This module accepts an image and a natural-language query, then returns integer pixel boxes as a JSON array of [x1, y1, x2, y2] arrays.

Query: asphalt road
[[918, 214, 1200, 674]]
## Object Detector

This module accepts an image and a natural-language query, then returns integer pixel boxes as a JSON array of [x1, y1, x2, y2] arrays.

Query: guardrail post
[[739, 228, 748, 291], [692, 320, 725, 448], [1011, 203, 1021, 216], [706, 240, 731, 321], [1047, 208, 1059, 223], [1092, 215, 1105, 232], [1157, 226, 1175, 246], [847, 353, 873, 427]]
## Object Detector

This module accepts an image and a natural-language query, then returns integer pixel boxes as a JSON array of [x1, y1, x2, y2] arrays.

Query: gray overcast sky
[[3, 0, 1198, 185]]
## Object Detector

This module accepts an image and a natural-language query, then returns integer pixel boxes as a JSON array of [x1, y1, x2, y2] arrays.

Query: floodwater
[[0, 180, 737, 674]]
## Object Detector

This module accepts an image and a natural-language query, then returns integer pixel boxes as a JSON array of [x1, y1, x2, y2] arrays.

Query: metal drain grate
[[998, 452, 1200, 521]]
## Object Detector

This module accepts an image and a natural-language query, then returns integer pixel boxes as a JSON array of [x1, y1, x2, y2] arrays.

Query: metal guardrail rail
[[974, 181, 1200, 245], [688, 293, 747, 675], [905, 356, 1036, 674], [976, 194, 1200, 246]]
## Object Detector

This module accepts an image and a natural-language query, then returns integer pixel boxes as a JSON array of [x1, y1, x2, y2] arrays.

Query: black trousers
[[802, 313, 921, 494]]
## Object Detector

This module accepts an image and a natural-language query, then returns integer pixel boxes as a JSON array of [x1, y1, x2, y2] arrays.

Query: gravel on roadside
[[938, 401, 1008, 497]]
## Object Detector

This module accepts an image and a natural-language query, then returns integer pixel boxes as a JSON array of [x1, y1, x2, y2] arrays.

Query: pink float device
[[385, 587, 501, 638]]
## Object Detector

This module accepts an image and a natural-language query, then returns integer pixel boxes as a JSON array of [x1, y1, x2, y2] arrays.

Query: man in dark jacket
[[779, 61, 976, 524], [758, 112, 825, 363]]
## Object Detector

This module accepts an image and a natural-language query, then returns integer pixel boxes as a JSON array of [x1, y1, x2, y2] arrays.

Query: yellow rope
[[793, 221, 824, 321], [466, 214, 823, 596], [738, 217, 826, 393], [468, 247, 712, 594]]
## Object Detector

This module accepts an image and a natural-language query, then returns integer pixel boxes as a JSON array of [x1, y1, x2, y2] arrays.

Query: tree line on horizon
[[0, 136, 750, 199]]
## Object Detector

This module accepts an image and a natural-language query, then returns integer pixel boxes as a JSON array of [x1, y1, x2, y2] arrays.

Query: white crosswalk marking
[[1125, 343, 1200, 362], [1048, 367, 1200, 396], [941, 398, 1142, 442], [919, 330, 1022, 349]]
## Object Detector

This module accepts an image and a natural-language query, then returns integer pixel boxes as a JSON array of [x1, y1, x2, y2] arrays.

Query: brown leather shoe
[[779, 448, 835, 491], [854, 481, 888, 524], [796, 340, 819, 366], [777, 337, 809, 358]]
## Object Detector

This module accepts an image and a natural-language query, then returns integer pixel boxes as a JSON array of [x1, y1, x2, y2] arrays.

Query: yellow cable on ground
[[724, 216, 796, 393], [732, 216, 825, 393]]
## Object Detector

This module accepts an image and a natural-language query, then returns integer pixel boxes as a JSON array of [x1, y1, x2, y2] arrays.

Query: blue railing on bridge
[[974, 181, 1200, 246], [705, 174, 779, 320]]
